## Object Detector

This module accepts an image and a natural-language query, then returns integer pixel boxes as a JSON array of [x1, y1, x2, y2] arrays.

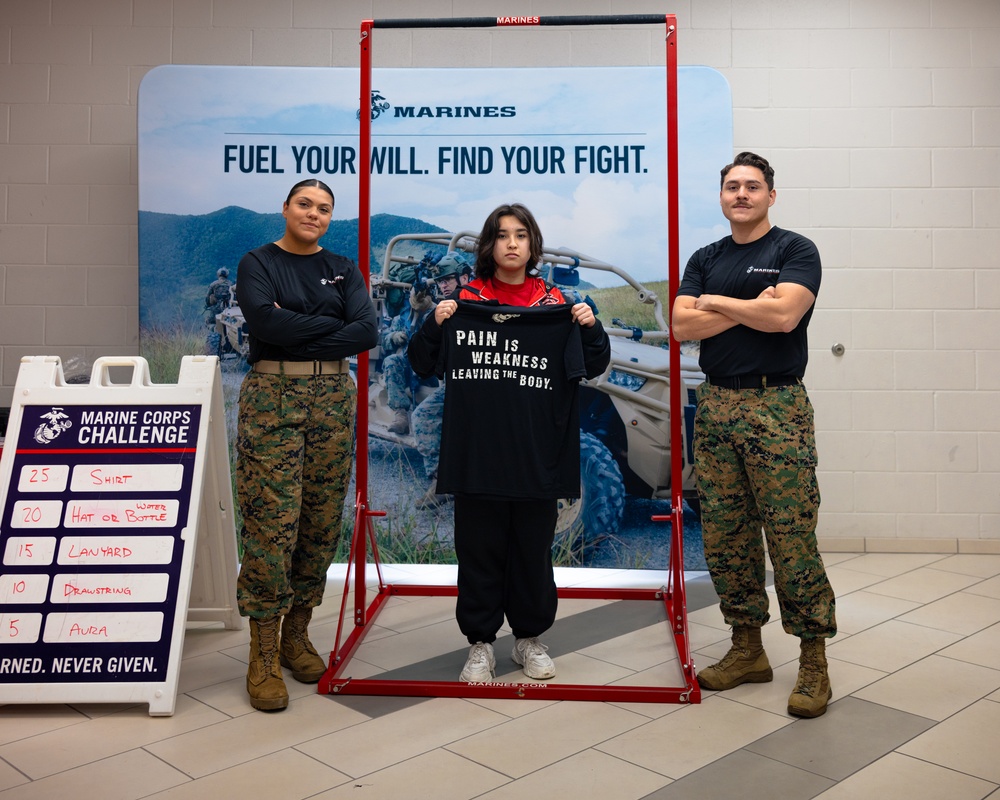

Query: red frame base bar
[[317, 505, 700, 704], [320, 583, 698, 704]]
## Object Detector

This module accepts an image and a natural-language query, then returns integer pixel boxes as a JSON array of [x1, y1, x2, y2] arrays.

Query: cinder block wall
[[1, 1, 997, 552]]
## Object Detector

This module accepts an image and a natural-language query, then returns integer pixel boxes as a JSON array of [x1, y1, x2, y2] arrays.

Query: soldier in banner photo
[[204, 267, 232, 356], [410, 250, 475, 508], [379, 282, 437, 435], [431, 250, 471, 297]]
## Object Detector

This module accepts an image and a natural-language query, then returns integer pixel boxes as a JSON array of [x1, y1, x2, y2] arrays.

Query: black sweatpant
[[454, 495, 559, 644]]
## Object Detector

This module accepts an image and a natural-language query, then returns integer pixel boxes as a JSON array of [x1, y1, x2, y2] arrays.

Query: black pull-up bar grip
[[372, 14, 670, 29]]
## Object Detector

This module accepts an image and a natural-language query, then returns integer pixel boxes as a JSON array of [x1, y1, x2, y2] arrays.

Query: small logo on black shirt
[[492, 313, 520, 323], [746, 266, 780, 275], [320, 276, 344, 285]]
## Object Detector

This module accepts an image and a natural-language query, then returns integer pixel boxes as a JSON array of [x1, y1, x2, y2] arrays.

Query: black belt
[[706, 374, 800, 390]]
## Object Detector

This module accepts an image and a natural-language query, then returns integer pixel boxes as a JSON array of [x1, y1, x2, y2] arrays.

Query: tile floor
[[1, 551, 1000, 799]]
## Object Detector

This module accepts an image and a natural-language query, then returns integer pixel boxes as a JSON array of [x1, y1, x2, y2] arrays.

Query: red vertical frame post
[[666, 15, 682, 566], [354, 20, 375, 625], [664, 15, 695, 688]]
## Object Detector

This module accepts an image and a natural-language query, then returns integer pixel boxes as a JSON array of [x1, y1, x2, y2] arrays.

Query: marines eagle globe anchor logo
[[357, 89, 391, 121], [34, 406, 72, 444]]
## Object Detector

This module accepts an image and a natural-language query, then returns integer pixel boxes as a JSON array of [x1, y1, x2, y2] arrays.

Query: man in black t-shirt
[[673, 152, 836, 719]]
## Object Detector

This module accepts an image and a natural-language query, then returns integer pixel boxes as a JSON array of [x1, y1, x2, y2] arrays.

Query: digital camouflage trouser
[[694, 382, 836, 639], [236, 370, 357, 619], [381, 351, 415, 411], [412, 384, 445, 479]]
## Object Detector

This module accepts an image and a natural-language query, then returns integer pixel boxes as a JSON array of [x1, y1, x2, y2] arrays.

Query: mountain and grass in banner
[[139, 209, 439, 330], [138, 207, 669, 364], [138, 207, 702, 572]]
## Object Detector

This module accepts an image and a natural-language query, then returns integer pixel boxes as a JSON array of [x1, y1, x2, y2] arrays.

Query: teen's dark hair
[[474, 203, 544, 281], [285, 179, 335, 206], [720, 151, 774, 191]]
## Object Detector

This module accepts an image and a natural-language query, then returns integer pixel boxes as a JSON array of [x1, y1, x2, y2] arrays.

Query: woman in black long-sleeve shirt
[[234, 179, 377, 712]]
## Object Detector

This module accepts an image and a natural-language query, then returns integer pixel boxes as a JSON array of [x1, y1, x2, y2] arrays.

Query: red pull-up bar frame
[[318, 13, 698, 705]]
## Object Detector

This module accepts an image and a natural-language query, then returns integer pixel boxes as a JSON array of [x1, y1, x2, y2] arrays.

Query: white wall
[[1, 0, 997, 552]]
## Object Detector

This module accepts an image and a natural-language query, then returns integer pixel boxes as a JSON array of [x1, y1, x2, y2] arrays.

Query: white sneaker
[[512, 637, 556, 679], [459, 642, 495, 683]]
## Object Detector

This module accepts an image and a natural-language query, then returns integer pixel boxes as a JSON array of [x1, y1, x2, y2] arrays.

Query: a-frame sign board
[[0, 355, 241, 716]]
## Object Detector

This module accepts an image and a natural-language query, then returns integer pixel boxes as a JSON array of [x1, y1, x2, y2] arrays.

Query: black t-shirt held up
[[433, 302, 588, 500]]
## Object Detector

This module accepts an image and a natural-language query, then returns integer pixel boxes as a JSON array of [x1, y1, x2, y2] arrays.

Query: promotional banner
[[137, 65, 732, 570]]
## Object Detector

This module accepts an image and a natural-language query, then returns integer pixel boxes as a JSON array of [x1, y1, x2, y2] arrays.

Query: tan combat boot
[[247, 616, 288, 711], [788, 638, 832, 718], [416, 476, 447, 510], [280, 605, 327, 683], [697, 625, 773, 691], [388, 409, 409, 434]]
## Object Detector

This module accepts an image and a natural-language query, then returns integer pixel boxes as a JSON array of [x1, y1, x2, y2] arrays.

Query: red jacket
[[458, 276, 565, 307]]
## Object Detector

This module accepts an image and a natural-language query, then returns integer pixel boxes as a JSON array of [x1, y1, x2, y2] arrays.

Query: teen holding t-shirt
[[409, 203, 610, 683]]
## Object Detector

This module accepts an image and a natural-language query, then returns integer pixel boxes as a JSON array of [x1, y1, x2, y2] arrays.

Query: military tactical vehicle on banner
[[368, 232, 703, 553]]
